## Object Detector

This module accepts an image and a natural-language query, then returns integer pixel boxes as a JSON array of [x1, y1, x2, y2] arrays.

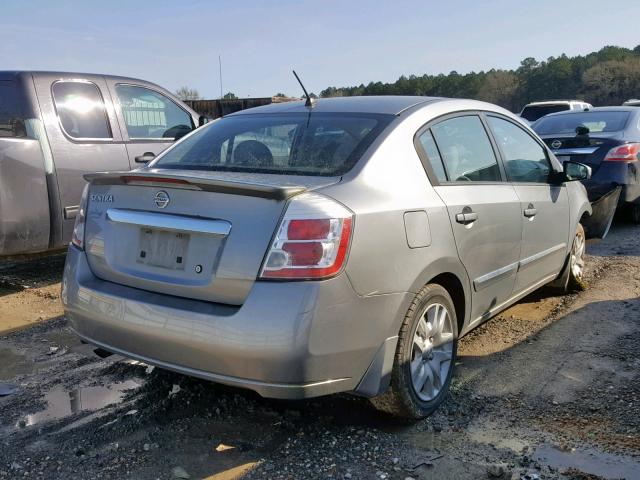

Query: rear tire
[[371, 284, 458, 420]]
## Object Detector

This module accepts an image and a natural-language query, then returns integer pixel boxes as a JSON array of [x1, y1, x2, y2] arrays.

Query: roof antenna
[[292, 70, 316, 107]]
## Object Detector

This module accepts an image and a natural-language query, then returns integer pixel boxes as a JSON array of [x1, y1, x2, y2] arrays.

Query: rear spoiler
[[84, 171, 306, 201]]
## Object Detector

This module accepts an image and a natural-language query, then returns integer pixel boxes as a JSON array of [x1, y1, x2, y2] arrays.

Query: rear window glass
[[52, 81, 112, 139], [0, 80, 26, 138], [154, 113, 391, 176], [533, 111, 630, 135], [521, 104, 570, 122]]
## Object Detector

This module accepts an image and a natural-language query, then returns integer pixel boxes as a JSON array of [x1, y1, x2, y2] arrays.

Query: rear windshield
[[520, 104, 570, 122], [153, 112, 392, 176], [533, 111, 630, 135]]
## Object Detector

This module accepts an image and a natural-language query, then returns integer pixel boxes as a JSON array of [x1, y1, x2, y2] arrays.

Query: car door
[[486, 115, 570, 294], [417, 114, 523, 325], [106, 82, 195, 165], [33, 74, 130, 243]]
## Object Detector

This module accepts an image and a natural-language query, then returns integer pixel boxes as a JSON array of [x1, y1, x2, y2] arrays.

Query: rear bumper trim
[[74, 330, 351, 399]]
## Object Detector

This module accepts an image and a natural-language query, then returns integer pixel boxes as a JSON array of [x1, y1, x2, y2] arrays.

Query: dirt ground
[[0, 220, 638, 480]]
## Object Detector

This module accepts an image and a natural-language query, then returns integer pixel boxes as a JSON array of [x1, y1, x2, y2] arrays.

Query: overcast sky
[[2, 0, 639, 99]]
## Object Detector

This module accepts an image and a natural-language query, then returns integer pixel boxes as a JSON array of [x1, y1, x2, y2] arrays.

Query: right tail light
[[604, 143, 640, 162], [260, 193, 353, 280]]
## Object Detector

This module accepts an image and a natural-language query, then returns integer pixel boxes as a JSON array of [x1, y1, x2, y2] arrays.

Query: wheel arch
[[407, 256, 471, 336]]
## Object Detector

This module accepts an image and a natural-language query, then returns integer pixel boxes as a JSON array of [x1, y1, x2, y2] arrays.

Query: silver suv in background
[[520, 100, 592, 123], [63, 96, 592, 419], [0, 71, 202, 257]]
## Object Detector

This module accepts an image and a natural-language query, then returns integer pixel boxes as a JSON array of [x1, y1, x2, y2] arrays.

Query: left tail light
[[260, 193, 353, 280], [604, 143, 640, 162], [71, 185, 89, 250]]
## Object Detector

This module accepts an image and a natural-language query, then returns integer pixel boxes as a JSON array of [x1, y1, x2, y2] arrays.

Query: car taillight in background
[[604, 143, 640, 162], [260, 193, 353, 280], [71, 185, 89, 249]]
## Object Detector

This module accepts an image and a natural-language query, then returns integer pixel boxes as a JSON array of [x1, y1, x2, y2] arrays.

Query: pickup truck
[[0, 71, 202, 257]]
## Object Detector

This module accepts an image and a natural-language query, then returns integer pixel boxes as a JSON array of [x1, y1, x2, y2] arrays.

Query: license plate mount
[[137, 229, 189, 270]]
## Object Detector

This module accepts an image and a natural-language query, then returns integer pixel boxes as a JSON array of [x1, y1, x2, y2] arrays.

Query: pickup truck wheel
[[567, 223, 586, 291], [371, 284, 458, 420]]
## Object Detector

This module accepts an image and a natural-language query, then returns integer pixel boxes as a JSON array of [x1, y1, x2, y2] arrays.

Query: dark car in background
[[532, 107, 640, 223]]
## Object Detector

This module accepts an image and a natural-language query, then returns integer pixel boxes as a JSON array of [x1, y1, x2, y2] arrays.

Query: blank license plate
[[137, 229, 189, 270]]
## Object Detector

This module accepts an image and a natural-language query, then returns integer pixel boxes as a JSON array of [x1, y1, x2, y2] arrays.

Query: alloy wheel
[[410, 303, 454, 401], [571, 229, 586, 280]]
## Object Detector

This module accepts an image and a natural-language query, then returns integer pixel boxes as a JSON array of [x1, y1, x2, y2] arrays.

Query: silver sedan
[[62, 96, 591, 418]]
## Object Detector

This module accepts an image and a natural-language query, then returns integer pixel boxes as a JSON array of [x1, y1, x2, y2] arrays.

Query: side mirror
[[198, 115, 209, 127], [564, 161, 592, 181]]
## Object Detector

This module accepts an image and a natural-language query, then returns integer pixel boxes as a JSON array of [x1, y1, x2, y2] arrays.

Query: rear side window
[[154, 112, 391, 176], [52, 81, 112, 139], [417, 130, 447, 182], [0, 81, 26, 138], [115, 85, 193, 140], [488, 116, 551, 183], [430, 116, 501, 182]]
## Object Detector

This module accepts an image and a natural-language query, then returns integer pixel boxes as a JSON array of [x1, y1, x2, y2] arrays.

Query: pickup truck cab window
[[487, 116, 551, 183], [115, 84, 193, 141], [0, 80, 27, 138], [52, 81, 112, 139]]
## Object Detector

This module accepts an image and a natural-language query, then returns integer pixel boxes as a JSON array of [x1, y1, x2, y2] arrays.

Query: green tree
[[222, 92, 238, 100]]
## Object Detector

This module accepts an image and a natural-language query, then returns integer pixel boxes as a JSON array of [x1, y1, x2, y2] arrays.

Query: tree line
[[319, 45, 640, 111]]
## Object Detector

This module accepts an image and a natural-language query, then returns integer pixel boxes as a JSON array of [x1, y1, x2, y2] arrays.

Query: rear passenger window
[[430, 116, 501, 182], [487, 116, 551, 183], [115, 85, 193, 140], [417, 130, 447, 182], [52, 81, 112, 139], [0, 81, 26, 138]]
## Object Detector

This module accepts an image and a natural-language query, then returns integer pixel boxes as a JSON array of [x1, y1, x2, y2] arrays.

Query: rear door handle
[[455, 212, 478, 224], [135, 152, 156, 163], [524, 205, 537, 218]]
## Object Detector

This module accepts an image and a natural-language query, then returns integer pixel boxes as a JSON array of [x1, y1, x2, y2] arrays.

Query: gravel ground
[[0, 220, 638, 480]]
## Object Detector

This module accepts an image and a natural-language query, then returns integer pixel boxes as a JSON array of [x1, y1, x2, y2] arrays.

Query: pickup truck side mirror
[[564, 161, 592, 181], [135, 152, 156, 163], [198, 115, 209, 127]]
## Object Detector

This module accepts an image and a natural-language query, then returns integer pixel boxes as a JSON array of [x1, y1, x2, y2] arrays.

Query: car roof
[[0, 70, 152, 85], [228, 95, 443, 116], [524, 100, 587, 107]]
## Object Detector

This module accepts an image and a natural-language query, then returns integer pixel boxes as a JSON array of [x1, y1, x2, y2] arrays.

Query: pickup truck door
[[485, 115, 570, 294], [33, 73, 129, 245], [104, 80, 196, 166]]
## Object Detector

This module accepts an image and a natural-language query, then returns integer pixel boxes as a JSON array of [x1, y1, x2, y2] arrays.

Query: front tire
[[371, 284, 458, 419], [567, 223, 586, 291]]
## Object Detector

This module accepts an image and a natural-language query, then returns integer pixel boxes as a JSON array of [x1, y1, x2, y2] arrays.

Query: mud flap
[[582, 186, 621, 239]]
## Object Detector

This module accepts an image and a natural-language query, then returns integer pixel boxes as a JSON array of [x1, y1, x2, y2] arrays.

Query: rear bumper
[[584, 161, 640, 204], [62, 246, 409, 399]]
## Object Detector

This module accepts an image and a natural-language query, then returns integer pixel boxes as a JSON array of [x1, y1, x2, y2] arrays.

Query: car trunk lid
[[543, 133, 624, 173], [83, 169, 339, 305]]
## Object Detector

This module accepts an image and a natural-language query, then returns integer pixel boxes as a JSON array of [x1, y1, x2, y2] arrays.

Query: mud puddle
[[17, 379, 142, 428], [534, 444, 640, 479], [0, 348, 36, 380]]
